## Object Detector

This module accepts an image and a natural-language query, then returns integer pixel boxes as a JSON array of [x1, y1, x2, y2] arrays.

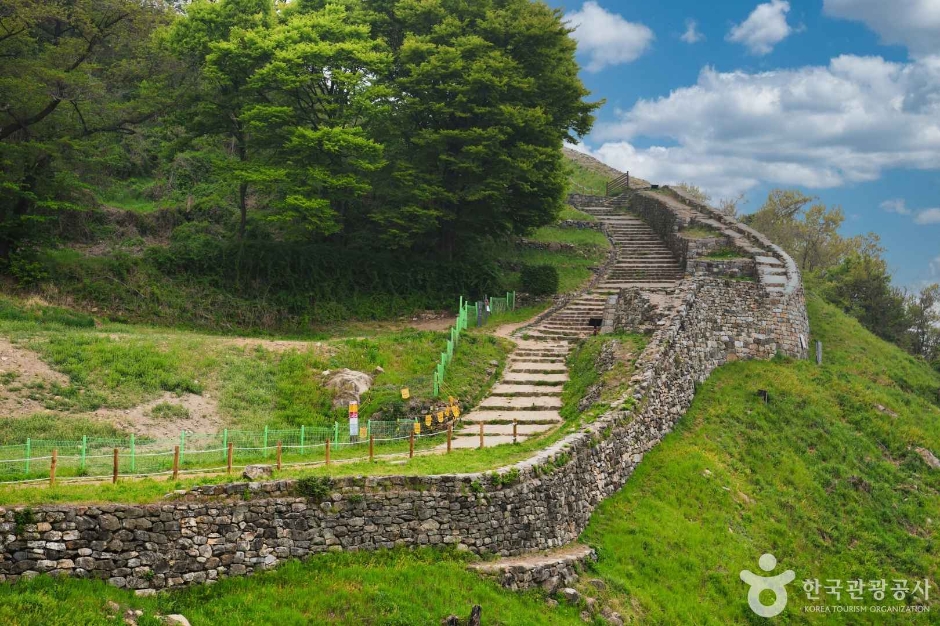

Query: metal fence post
[[263, 425, 269, 456], [80, 435, 86, 473], [300, 425, 305, 455], [333, 421, 339, 443], [222, 428, 228, 461], [25, 438, 30, 474], [180, 431, 185, 465]]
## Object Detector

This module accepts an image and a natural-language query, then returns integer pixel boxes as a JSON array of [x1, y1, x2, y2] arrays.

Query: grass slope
[[0, 550, 583, 625], [580, 295, 940, 623]]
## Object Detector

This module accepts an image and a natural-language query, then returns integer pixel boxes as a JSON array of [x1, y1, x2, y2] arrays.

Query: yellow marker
[[424, 415, 432, 427], [453, 407, 461, 418], [437, 413, 444, 423], [401, 388, 410, 400], [437, 411, 444, 420], [359, 427, 368, 438], [448, 396, 456, 405], [413, 422, 421, 435], [348, 402, 359, 414]]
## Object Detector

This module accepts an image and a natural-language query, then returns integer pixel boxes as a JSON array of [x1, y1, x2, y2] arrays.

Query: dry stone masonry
[[0, 185, 809, 591]]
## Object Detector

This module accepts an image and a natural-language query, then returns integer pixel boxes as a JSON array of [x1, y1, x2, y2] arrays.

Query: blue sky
[[555, 0, 940, 288]]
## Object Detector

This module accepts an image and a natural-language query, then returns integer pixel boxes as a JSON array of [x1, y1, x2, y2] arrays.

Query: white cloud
[[681, 19, 704, 44], [914, 208, 940, 224], [824, 0, 940, 57], [727, 0, 793, 55], [931, 255, 940, 276], [566, 1, 654, 72], [881, 199, 912, 215], [587, 55, 940, 198]]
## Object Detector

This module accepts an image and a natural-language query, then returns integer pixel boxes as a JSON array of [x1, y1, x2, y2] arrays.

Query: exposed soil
[[92, 392, 223, 440]]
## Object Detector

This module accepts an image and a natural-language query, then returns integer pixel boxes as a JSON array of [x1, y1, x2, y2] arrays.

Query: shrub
[[520, 264, 559, 296], [296, 476, 333, 501]]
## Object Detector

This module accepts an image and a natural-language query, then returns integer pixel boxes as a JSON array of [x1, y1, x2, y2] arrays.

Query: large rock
[[324, 369, 373, 408], [242, 465, 273, 481]]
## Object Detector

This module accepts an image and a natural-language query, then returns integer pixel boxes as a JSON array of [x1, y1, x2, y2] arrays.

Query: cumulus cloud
[[587, 55, 940, 197], [681, 19, 704, 44], [881, 199, 912, 215], [727, 0, 793, 55], [566, 1, 654, 72], [824, 0, 940, 57], [915, 208, 940, 224]]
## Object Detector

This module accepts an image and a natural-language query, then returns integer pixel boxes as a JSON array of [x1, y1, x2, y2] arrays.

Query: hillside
[[563, 147, 652, 191], [2, 295, 936, 623]]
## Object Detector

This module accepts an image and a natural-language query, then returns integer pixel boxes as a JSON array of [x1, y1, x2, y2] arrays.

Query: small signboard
[[437, 413, 444, 423], [453, 406, 460, 418], [401, 388, 410, 400], [349, 402, 359, 437], [424, 415, 432, 427], [359, 427, 368, 439], [413, 422, 421, 435], [437, 411, 444, 420]]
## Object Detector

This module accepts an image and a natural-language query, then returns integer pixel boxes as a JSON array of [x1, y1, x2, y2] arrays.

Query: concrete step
[[462, 409, 562, 423], [503, 372, 568, 383], [491, 383, 564, 395], [479, 396, 562, 409]]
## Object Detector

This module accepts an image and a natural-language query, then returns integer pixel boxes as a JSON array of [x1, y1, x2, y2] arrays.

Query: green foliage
[[150, 403, 190, 421], [12, 508, 35, 535], [295, 475, 332, 501], [0, 550, 581, 625], [0, 297, 94, 328], [520, 264, 560, 296], [489, 468, 521, 488], [0, 0, 178, 257]]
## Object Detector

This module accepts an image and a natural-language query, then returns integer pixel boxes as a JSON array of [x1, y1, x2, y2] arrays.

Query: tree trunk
[[238, 181, 249, 239]]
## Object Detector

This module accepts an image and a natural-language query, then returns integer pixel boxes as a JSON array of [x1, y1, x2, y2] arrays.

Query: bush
[[520, 264, 559, 296]]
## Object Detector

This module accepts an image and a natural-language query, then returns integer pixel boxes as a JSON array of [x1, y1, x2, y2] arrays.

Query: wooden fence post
[[276, 441, 282, 471], [112, 448, 119, 484], [447, 425, 452, 453], [325, 439, 331, 467], [227, 442, 234, 474], [409, 431, 415, 458], [479, 422, 484, 449], [172, 446, 179, 481], [49, 449, 57, 487], [369, 434, 374, 462]]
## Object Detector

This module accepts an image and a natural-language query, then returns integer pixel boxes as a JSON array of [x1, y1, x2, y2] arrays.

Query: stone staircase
[[444, 204, 686, 449], [587, 207, 685, 290]]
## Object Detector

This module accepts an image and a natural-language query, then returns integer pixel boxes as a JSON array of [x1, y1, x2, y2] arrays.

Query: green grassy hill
[[1, 295, 937, 624], [581, 294, 939, 623]]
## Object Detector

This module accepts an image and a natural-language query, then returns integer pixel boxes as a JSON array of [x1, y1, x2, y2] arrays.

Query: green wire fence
[[0, 419, 431, 483], [433, 292, 515, 397]]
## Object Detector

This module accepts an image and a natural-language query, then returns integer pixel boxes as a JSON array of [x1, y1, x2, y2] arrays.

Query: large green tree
[[0, 0, 176, 258]]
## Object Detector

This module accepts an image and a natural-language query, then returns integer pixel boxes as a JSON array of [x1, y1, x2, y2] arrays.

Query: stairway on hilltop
[[442, 204, 685, 449]]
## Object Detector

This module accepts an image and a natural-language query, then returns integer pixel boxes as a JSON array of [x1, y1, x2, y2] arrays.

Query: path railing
[[433, 292, 515, 397], [606, 172, 630, 196], [0, 420, 430, 484]]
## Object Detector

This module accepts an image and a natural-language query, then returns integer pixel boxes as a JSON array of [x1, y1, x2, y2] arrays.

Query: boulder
[[242, 465, 273, 481], [164, 616, 192, 626], [562, 587, 580, 604], [917, 447, 940, 470], [324, 368, 373, 408]]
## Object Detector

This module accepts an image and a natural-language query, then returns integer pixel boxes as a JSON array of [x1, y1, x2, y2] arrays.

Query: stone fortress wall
[[0, 188, 810, 592]]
